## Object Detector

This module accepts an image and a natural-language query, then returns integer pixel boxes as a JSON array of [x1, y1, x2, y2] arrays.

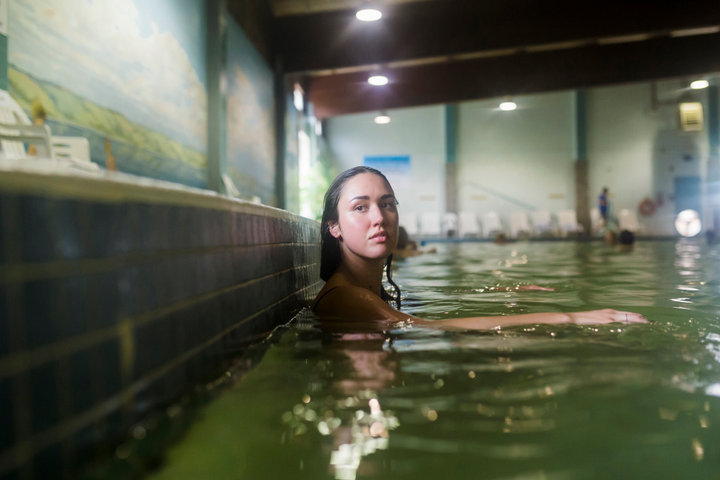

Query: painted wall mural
[[225, 17, 275, 205], [8, 0, 208, 187]]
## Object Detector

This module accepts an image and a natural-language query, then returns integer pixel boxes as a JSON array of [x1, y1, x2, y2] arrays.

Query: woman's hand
[[567, 309, 647, 325], [516, 285, 554, 291]]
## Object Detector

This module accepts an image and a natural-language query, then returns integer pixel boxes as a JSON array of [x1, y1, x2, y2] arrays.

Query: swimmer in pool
[[312, 166, 647, 330]]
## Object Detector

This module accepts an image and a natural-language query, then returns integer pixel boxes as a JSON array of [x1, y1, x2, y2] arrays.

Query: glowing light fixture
[[368, 75, 389, 86], [690, 79, 709, 90], [674, 209, 702, 237], [356, 8, 382, 22], [499, 101, 517, 111], [374, 112, 391, 124]]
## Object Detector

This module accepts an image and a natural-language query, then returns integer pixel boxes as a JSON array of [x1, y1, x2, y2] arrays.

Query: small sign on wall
[[0, 0, 6, 36], [363, 155, 411, 189]]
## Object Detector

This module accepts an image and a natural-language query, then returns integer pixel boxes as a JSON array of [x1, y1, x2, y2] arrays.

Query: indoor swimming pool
[[139, 239, 719, 479]]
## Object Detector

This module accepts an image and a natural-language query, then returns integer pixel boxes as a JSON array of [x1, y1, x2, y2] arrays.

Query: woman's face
[[329, 172, 399, 263]]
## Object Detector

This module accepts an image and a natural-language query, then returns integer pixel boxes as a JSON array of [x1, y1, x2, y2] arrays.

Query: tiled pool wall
[[0, 171, 322, 479]]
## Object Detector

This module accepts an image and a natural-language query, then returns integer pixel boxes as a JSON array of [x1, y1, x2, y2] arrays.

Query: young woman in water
[[312, 166, 647, 330]]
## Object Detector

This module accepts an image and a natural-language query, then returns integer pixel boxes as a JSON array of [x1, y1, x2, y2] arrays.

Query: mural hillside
[[8, 0, 208, 188], [10, 67, 207, 187]]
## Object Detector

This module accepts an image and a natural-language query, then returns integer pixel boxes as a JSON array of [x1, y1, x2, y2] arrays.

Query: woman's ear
[[328, 222, 342, 239]]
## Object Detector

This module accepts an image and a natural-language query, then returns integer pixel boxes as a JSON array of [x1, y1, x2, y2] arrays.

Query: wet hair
[[397, 226, 409, 249], [619, 229, 635, 245], [320, 166, 402, 308]]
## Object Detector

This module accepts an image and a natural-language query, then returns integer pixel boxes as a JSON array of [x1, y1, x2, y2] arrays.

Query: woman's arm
[[315, 286, 647, 331], [419, 309, 646, 331]]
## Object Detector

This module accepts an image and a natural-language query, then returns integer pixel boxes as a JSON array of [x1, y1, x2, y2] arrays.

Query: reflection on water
[[150, 240, 720, 480]]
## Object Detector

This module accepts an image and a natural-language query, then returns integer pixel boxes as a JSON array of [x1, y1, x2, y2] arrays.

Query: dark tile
[[0, 195, 6, 265], [231, 211, 249, 245], [97, 339, 122, 397], [19, 196, 54, 263], [32, 442, 63, 479], [69, 348, 97, 415], [133, 316, 172, 379], [0, 377, 12, 451], [24, 279, 58, 348], [132, 203, 153, 252], [214, 251, 233, 290], [56, 275, 89, 337], [117, 264, 152, 316], [0, 286, 8, 355], [144, 203, 170, 253], [30, 362, 59, 434], [87, 270, 120, 329], [87, 202, 131, 258], [167, 206, 191, 249], [52, 198, 88, 260]]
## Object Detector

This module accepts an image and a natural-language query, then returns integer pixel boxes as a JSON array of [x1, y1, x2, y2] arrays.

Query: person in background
[[618, 229, 635, 252], [598, 187, 610, 225], [312, 166, 647, 330], [393, 226, 436, 260]]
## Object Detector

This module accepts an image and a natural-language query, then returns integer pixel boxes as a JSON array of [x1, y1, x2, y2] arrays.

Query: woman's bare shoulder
[[313, 284, 407, 323]]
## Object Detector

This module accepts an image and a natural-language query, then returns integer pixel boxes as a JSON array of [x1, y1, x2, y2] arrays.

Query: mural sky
[[9, 0, 207, 151]]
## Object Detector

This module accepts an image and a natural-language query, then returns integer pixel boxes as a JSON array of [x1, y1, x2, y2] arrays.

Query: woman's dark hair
[[320, 166, 402, 308]]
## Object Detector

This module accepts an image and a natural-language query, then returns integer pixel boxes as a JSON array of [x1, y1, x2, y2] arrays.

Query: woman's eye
[[353, 205, 368, 212]]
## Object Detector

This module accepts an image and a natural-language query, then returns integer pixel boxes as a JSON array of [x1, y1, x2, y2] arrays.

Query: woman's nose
[[370, 204, 384, 224]]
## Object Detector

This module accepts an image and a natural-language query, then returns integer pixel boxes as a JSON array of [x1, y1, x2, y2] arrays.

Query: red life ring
[[638, 197, 656, 216]]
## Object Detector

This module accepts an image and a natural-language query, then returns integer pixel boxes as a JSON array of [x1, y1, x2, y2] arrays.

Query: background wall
[[457, 92, 575, 216], [325, 81, 716, 237], [325, 106, 446, 224]]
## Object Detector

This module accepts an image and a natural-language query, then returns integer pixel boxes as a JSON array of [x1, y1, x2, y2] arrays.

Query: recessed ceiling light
[[374, 113, 391, 124], [499, 101, 517, 111], [356, 8, 382, 22], [690, 79, 709, 89], [368, 75, 389, 86]]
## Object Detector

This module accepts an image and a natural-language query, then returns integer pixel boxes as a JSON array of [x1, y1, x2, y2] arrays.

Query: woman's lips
[[370, 231, 388, 241]]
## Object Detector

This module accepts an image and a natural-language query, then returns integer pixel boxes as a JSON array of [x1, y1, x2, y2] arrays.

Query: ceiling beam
[[276, 0, 720, 74], [306, 32, 720, 118]]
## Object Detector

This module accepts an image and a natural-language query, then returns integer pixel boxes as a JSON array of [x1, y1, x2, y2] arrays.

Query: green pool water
[[148, 240, 720, 479]]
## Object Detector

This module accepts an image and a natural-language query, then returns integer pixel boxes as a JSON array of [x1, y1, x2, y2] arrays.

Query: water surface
[[150, 240, 720, 480]]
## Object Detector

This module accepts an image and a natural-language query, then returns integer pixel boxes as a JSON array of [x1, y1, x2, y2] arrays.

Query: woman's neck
[[336, 256, 386, 297]]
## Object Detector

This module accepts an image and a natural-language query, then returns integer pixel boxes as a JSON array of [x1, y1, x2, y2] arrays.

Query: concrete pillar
[[445, 104, 458, 215], [707, 85, 719, 234], [274, 66, 286, 209], [206, 0, 227, 193], [574, 90, 590, 236]]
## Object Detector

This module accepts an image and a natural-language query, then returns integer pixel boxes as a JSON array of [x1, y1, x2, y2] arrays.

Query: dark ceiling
[[235, 0, 720, 119]]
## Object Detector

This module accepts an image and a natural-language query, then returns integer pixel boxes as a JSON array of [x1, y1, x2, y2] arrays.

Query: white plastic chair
[[590, 207, 602, 232], [0, 90, 96, 171], [401, 212, 419, 236], [531, 210, 554, 237], [442, 212, 458, 237], [618, 208, 640, 232], [509, 211, 531, 238], [458, 211, 481, 237], [0, 90, 53, 159], [557, 209, 581, 237], [482, 211, 504, 238], [419, 212, 441, 236]]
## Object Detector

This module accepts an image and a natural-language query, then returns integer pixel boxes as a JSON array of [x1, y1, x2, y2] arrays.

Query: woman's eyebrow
[[349, 194, 396, 202]]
